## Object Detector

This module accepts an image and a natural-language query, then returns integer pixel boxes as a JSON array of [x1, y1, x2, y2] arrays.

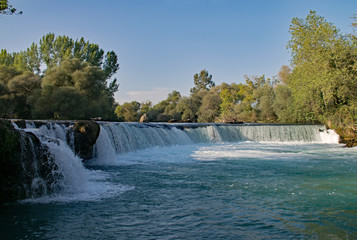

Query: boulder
[[139, 113, 149, 123], [71, 120, 100, 160]]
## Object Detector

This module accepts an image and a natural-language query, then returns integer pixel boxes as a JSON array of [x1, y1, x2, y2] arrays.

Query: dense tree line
[[116, 11, 357, 132], [115, 70, 283, 123], [0, 33, 119, 120]]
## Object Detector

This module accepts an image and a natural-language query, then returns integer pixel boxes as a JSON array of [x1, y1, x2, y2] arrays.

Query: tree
[[0, 0, 22, 15], [115, 101, 141, 122], [190, 69, 215, 93], [163, 90, 181, 120], [0, 66, 40, 118], [197, 87, 222, 122], [0, 34, 120, 120], [287, 11, 357, 125], [286, 10, 357, 128], [13, 44, 41, 74], [139, 101, 152, 117], [287, 11, 340, 66], [272, 85, 295, 123], [277, 65, 291, 84], [0, 49, 14, 66], [215, 83, 242, 123], [176, 97, 197, 122], [35, 33, 120, 89], [253, 80, 277, 122], [29, 58, 116, 119]]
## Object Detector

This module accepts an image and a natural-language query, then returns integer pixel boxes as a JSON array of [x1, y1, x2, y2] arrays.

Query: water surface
[[1, 141, 356, 239]]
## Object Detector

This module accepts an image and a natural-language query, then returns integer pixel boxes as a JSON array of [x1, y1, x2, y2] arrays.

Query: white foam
[[93, 125, 118, 164], [190, 142, 317, 162], [21, 122, 133, 203], [319, 129, 340, 144]]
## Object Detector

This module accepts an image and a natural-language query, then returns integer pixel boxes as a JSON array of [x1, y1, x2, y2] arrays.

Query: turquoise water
[[1, 141, 356, 239]]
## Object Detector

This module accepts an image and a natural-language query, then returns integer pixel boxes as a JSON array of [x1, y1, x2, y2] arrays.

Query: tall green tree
[[287, 10, 357, 126], [217, 83, 242, 123], [0, 33, 120, 120], [0, 65, 40, 118], [253, 79, 277, 122], [0, 49, 14, 66], [175, 97, 196, 122], [190, 69, 215, 94], [29, 58, 116, 119], [197, 87, 222, 122]]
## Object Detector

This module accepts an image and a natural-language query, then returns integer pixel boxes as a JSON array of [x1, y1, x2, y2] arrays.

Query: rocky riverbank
[[335, 127, 357, 147]]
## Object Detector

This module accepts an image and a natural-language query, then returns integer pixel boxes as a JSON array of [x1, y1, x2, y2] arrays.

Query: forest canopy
[[0, 33, 119, 119]]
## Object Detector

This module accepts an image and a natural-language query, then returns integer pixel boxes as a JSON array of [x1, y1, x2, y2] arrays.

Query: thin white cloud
[[115, 87, 172, 104]]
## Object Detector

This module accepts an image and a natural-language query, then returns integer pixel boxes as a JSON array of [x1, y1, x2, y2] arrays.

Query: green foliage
[[29, 58, 115, 119], [0, 49, 14, 66], [277, 65, 291, 84], [190, 69, 215, 94], [197, 87, 221, 122], [0, 33, 119, 120], [217, 83, 242, 123], [115, 101, 141, 122], [103, 51, 120, 79], [0, 0, 22, 15], [175, 97, 197, 121], [287, 10, 357, 127], [0, 65, 39, 118], [37, 33, 118, 74], [272, 85, 294, 123], [131, 91, 183, 122]]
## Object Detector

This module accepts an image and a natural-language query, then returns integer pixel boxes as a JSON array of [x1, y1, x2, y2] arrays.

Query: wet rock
[[71, 120, 100, 160], [140, 113, 149, 123], [0, 119, 59, 203]]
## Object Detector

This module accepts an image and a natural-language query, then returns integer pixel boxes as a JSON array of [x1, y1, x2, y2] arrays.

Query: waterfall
[[94, 123, 339, 158], [2, 120, 339, 202], [184, 124, 327, 143], [18, 122, 92, 198], [1, 121, 99, 202], [94, 122, 193, 157]]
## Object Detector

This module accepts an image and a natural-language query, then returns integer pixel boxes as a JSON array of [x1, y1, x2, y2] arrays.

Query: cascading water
[[15, 122, 89, 198], [94, 123, 339, 159], [7, 121, 340, 201], [94, 122, 193, 158], [10, 121, 125, 202]]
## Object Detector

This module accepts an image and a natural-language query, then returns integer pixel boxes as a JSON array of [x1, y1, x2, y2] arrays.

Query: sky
[[1, 0, 356, 104]]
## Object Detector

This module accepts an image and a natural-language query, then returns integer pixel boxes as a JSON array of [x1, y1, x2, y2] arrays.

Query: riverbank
[[335, 127, 357, 147]]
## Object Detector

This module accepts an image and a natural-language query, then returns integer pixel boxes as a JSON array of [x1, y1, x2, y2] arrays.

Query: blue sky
[[1, 0, 356, 104]]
